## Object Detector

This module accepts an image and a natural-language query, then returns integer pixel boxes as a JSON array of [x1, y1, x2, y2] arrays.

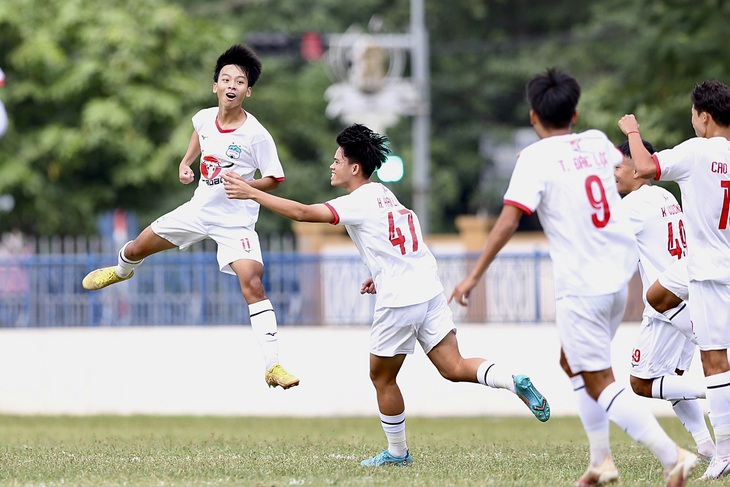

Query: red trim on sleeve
[[324, 202, 340, 225], [503, 199, 532, 215], [274, 177, 285, 182], [651, 153, 661, 181]]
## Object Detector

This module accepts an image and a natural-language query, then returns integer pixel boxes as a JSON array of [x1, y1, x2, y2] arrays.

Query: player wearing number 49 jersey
[[452, 68, 697, 487], [222, 123, 551, 469], [614, 139, 714, 462], [619, 78, 730, 481]]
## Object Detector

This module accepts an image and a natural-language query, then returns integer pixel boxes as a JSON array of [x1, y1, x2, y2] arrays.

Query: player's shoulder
[[578, 128, 611, 140], [192, 107, 218, 123], [665, 136, 709, 153], [356, 182, 403, 205], [697, 135, 730, 153], [645, 183, 676, 200], [575, 129, 618, 152], [517, 137, 554, 160], [241, 111, 275, 138], [626, 184, 668, 207]]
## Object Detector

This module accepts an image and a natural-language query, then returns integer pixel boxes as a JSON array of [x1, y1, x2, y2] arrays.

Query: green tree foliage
[[1, 0, 727, 236], [0, 0, 236, 234], [578, 0, 730, 147]]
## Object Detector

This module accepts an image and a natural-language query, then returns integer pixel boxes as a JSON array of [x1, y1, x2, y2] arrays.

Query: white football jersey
[[503, 129, 638, 298], [620, 184, 687, 320], [189, 107, 285, 227], [325, 183, 444, 308], [653, 137, 730, 282]]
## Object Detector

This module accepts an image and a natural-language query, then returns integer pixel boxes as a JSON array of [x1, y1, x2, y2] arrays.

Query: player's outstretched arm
[[222, 172, 333, 223], [246, 175, 280, 192], [449, 204, 522, 306]]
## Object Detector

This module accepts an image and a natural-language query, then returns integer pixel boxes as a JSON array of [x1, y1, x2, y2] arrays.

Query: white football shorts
[[689, 279, 730, 351], [630, 315, 696, 379], [151, 201, 263, 275], [370, 293, 455, 357], [658, 258, 689, 302], [556, 289, 628, 374]]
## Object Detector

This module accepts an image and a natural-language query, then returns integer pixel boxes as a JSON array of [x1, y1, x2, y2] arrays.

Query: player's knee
[[436, 365, 460, 383], [559, 354, 572, 376], [123, 241, 144, 261], [369, 371, 396, 389], [646, 283, 679, 314], [240, 278, 266, 301], [629, 375, 652, 397]]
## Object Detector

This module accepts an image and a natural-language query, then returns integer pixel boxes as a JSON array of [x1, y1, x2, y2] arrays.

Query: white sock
[[597, 381, 677, 468], [671, 400, 713, 450], [116, 241, 143, 278], [706, 371, 730, 457], [476, 361, 516, 393], [651, 375, 706, 400], [380, 411, 408, 457], [571, 375, 611, 466], [248, 299, 279, 371]]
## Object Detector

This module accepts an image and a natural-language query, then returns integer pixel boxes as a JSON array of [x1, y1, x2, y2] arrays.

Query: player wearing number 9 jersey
[[619, 78, 730, 480], [222, 123, 552, 468], [503, 129, 635, 298], [451, 68, 697, 487]]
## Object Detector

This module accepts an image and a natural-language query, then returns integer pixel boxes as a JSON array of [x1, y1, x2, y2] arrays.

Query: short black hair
[[617, 139, 655, 158], [691, 79, 730, 127], [213, 44, 262, 86], [336, 124, 390, 178], [526, 68, 581, 129]]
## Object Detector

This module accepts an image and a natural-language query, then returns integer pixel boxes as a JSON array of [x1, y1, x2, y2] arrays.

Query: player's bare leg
[[82, 227, 174, 290], [699, 348, 730, 478], [428, 331, 549, 421], [361, 353, 412, 467], [561, 350, 619, 486], [630, 373, 713, 460], [646, 281, 682, 314], [232, 259, 299, 389]]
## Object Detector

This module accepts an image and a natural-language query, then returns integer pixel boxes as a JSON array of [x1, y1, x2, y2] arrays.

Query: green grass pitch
[[0, 415, 722, 486]]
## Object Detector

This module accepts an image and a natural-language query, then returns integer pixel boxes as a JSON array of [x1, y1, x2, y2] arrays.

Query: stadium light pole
[[410, 0, 431, 234], [320, 1, 431, 232]]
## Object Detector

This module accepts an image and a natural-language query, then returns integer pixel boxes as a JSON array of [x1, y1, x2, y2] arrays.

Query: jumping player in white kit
[[451, 68, 697, 487], [614, 139, 713, 460], [82, 44, 299, 390], [619, 78, 730, 480], [222, 123, 551, 468]]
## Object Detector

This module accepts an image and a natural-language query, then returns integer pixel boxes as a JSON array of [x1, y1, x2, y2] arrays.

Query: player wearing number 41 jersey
[[451, 68, 697, 487], [619, 78, 730, 481], [222, 123, 551, 469]]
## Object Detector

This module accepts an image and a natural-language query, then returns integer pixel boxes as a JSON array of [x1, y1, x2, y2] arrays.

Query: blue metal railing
[[0, 251, 555, 327]]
